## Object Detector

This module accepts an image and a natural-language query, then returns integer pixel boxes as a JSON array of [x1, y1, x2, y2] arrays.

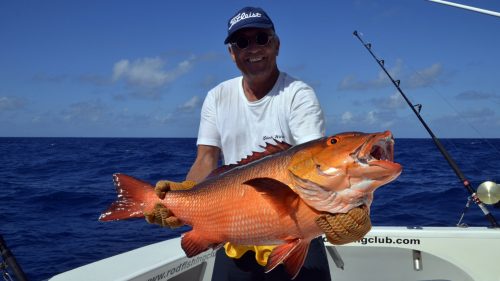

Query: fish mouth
[[352, 131, 396, 167]]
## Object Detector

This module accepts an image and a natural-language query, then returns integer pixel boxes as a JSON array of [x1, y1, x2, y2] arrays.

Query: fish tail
[[99, 173, 156, 221]]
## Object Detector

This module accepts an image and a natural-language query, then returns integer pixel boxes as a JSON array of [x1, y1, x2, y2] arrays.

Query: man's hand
[[144, 180, 197, 228], [144, 203, 184, 228], [154, 180, 197, 199], [315, 205, 371, 245]]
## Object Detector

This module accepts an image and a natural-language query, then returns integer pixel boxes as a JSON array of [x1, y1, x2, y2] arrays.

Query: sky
[[1, 0, 499, 138]]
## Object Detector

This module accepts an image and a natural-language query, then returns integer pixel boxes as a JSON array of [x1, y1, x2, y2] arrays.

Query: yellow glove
[[144, 180, 197, 228], [315, 204, 371, 245], [224, 243, 276, 266]]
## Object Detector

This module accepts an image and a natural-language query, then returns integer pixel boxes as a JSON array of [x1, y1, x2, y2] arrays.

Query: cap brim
[[224, 23, 274, 44]]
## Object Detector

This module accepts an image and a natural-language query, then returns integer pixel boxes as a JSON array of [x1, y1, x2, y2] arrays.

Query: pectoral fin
[[243, 178, 299, 217]]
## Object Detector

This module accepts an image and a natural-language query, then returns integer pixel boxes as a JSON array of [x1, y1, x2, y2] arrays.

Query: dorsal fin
[[207, 140, 292, 178]]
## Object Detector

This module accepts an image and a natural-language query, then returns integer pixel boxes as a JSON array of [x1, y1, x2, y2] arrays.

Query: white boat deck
[[49, 226, 500, 281]]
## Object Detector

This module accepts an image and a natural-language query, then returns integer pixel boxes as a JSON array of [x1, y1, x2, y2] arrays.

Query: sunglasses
[[230, 32, 274, 50]]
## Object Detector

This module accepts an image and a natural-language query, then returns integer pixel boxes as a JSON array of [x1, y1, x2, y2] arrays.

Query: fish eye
[[328, 137, 339, 145]]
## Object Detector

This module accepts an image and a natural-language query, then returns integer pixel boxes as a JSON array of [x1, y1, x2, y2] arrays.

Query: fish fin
[[282, 240, 309, 279], [208, 141, 292, 177], [181, 231, 220, 258], [243, 178, 299, 218], [265, 240, 299, 272], [99, 173, 156, 221], [265, 239, 310, 279]]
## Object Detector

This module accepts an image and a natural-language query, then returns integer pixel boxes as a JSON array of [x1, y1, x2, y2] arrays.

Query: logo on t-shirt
[[263, 135, 285, 142]]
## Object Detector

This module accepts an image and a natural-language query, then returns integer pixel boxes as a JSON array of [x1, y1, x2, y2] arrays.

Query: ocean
[[1, 137, 499, 281]]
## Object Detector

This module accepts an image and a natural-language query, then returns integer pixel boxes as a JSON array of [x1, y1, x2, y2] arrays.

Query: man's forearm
[[186, 161, 217, 182], [186, 145, 220, 182]]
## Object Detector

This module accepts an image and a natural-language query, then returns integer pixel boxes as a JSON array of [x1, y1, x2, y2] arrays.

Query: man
[[146, 6, 371, 281]]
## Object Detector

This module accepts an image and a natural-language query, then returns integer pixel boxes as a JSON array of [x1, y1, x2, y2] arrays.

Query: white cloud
[[333, 109, 400, 133], [112, 60, 130, 81], [177, 96, 201, 112], [341, 111, 353, 124], [370, 92, 406, 110], [153, 113, 173, 124], [456, 90, 500, 103], [338, 60, 445, 91], [61, 100, 107, 123], [366, 111, 377, 124], [337, 73, 389, 91], [387, 92, 405, 108], [112, 56, 195, 89], [460, 107, 495, 121], [337, 59, 402, 91], [0, 96, 26, 112], [407, 63, 443, 88]]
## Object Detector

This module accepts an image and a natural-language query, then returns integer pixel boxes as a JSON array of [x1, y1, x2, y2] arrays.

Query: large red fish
[[99, 131, 402, 278]]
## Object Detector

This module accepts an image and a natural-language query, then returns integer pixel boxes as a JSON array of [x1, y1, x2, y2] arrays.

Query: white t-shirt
[[197, 72, 325, 165]]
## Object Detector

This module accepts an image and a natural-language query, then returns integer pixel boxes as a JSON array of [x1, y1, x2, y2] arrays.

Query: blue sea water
[[1, 137, 500, 281]]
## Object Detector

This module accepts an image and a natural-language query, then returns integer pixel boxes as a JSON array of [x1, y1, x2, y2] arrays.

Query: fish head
[[288, 131, 402, 194]]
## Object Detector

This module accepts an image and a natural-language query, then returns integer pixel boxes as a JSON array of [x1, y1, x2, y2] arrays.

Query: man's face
[[228, 28, 280, 81]]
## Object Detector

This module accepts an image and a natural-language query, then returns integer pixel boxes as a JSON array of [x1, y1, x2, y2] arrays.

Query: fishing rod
[[353, 30, 499, 228], [0, 235, 28, 281], [428, 0, 500, 18]]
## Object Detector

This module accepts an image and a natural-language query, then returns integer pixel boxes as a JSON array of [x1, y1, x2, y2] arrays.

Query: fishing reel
[[477, 181, 500, 208]]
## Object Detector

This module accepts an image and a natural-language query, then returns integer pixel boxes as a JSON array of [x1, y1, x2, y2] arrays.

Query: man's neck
[[242, 69, 280, 102]]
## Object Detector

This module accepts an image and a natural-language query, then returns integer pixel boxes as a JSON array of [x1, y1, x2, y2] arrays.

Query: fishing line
[[382, 61, 472, 170], [353, 30, 499, 228], [456, 197, 472, 227], [403, 62, 500, 160], [401, 46, 500, 186]]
